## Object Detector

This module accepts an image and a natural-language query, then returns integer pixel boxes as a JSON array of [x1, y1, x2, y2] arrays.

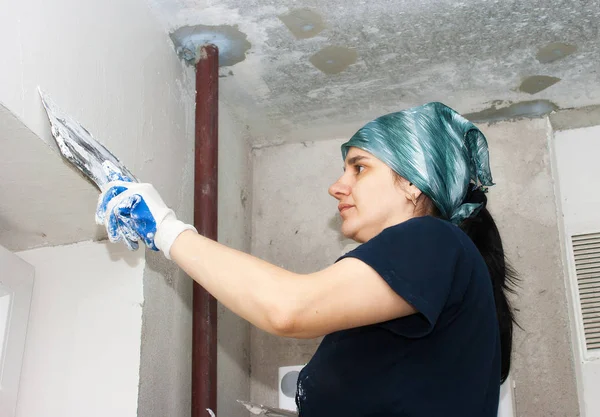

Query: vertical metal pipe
[[193, 44, 219, 417]]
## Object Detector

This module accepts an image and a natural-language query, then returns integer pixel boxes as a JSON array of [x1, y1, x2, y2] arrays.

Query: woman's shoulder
[[375, 216, 475, 257], [384, 215, 458, 239]]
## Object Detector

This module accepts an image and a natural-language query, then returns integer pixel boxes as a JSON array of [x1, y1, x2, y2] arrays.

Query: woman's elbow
[[261, 277, 320, 338], [265, 308, 324, 339], [266, 305, 299, 337]]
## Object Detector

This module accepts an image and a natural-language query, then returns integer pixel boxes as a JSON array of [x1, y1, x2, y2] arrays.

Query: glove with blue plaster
[[95, 181, 196, 259]]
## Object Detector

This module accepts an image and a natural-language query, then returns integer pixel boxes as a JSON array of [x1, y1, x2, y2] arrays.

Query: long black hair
[[405, 176, 518, 383], [458, 185, 518, 383]]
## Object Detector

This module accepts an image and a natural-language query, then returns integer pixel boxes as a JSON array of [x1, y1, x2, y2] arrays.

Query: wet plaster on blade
[[464, 100, 559, 123], [310, 46, 357, 75], [536, 42, 578, 64], [170, 24, 252, 66], [519, 75, 562, 95], [278, 8, 325, 39]]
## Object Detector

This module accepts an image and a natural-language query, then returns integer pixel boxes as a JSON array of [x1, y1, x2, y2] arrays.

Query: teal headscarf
[[341, 102, 494, 224]]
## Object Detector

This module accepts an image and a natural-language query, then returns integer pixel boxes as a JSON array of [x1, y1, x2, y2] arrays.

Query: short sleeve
[[337, 216, 464, 337]]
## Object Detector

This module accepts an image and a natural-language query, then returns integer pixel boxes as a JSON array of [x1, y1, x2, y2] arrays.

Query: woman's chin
[[340, 226, 354, 240], [341, 223, 363, 243]]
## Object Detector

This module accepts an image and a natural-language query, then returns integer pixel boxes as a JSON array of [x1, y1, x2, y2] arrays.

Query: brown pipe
[[193, 44, 219, 417]]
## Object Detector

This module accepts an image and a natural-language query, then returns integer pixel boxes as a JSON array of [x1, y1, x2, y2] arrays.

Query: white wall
[[554, 124, 600, 417], [1, 1, 201, 414], [15, 241, 144, 417], [0, 0, 196, 248], [554, 125, 600, 235]]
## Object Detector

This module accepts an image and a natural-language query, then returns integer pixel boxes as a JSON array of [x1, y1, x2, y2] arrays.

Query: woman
[[96, 102, 517, 416]]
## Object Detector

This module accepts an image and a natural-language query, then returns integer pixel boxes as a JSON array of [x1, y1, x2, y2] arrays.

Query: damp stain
[[464, 100, 559, 123], [170, 25, 251, 67], [536, 42, 577, 64], [279, 8, 325, 39], [519, 75, 561, 94], [310, 46, 357, 75]]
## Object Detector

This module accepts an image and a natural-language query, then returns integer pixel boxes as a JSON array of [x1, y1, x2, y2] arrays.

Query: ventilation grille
[[573, 233, 600, 351]]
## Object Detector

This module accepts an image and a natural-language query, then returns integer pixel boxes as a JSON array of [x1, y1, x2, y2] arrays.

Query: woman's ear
[[405, 182, 423, 206]]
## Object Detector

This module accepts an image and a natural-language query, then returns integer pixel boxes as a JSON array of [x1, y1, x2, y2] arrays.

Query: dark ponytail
[[459, 185, 518, 383]]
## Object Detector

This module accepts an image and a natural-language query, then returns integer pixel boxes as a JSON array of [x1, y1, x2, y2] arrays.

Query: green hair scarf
[[341, 102, 494, 224]]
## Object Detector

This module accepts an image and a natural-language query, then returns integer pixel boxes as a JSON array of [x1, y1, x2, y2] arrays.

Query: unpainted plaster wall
[[250, 117, 580, 416], [1, 0, 198, 414], [15, 241, 145, 417], [216, 102, 253, 416], [137, 101, 252, 417], [0, 0, 196, 250], [1, 0, 252, 415]]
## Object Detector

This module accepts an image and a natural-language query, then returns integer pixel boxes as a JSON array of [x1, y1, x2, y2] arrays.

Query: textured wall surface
[[487, 118, 579, 416], [250, 116, 580, 415], [138, 103, 252, 417], [216, 102, 253, 417]]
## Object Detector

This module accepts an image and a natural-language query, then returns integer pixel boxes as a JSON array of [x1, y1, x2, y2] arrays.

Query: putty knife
[[238, 400, 298, 417], [38, 87, 138, 188]]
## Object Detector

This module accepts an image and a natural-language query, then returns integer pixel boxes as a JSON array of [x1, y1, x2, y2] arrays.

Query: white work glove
[[95, 181, 196, 259]]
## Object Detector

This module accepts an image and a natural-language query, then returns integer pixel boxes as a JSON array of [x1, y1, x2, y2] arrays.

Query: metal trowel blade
[[38, 87, 138, 189], [237, 400, 299, 417]]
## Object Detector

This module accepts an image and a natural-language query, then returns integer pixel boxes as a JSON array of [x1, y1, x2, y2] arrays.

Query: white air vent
[[573, 233, 600, 352]]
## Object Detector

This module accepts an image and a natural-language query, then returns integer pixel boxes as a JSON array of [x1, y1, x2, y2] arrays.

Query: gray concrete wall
[[487, 118, 579, 416], [136, 92, 259, 417], [250, 117, 580, 416], [138, 102, 252, 417], [216, 102, 253, 417], [138, 254, 194, 417], [137, 60, 196, 417]]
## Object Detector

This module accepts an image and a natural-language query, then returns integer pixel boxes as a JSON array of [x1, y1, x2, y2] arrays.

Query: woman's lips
[[338, 204, 354, 214]]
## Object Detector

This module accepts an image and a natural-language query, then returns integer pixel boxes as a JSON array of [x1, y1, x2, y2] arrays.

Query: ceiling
[[150, 0, 600, 144]]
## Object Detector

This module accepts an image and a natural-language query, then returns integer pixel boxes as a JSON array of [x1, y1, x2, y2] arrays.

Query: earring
[[409, 194, 417, 206]]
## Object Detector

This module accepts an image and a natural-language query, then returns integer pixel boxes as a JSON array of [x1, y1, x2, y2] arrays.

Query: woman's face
[[328, 147, 421, 243]]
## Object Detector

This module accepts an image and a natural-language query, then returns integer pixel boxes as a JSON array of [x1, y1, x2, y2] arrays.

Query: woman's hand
[[95, 181, 196, 259]]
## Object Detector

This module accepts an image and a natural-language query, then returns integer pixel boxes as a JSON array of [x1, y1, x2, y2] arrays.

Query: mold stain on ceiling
[[147, 0, 600, 144], [278, 8, 325, 40], [519, 75, 562, 95]]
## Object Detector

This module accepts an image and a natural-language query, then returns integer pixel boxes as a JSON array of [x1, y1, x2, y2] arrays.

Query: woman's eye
[[355, 165, 364, 174]]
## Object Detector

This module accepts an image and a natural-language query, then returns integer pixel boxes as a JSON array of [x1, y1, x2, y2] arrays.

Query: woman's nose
[[328, 177, 351, 199]]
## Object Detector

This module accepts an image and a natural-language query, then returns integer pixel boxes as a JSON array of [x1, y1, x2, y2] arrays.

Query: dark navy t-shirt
[[296, 216, 501, 417]]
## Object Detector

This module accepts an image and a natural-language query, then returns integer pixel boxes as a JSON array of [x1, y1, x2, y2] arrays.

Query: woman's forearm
[[170, 230, 301, 335]]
